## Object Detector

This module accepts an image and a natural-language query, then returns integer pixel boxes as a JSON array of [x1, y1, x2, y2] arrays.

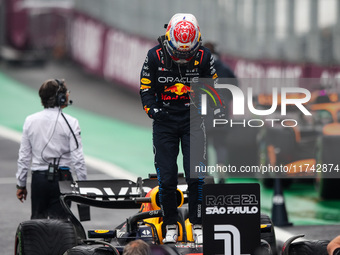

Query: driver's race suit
[[140, 41, 218, 228]]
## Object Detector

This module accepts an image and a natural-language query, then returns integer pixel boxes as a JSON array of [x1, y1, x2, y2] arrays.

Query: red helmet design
[[173, 21, 196, 44], [164, 13, 201, 64]]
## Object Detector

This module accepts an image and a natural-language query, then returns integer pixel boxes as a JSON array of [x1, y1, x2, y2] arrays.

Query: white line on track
[[0, 125, 138, 180]]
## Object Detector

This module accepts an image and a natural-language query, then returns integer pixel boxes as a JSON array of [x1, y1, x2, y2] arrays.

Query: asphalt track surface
[[2, 60, 340, 254], [0, 60, 149, 254], [0, 60, 154, 177], [0, 60, 155, 178]]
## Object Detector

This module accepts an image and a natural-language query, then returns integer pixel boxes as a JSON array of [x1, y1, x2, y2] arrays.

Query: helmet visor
[[165, 40, 200, 60]]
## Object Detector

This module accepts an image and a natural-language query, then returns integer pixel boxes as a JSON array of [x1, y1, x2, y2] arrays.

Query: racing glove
[[148, 108, 169, 121]]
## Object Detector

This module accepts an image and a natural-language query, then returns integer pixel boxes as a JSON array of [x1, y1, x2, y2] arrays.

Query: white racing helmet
[[164, 13, 201, 64]]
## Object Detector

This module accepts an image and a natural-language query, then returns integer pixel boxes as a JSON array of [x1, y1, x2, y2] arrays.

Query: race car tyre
[[260, 214, 277, 255], [287, 240, 329, 255], [64, 245, 117, 255], [15, 219, 77, 255]]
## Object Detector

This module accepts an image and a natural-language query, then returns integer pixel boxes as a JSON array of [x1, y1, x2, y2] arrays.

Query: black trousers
[[153, 114, 205, 226], [31, 171, 72, 219]]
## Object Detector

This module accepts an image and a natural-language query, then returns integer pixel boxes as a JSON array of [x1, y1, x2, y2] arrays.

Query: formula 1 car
[[14, 174, 277, 255]]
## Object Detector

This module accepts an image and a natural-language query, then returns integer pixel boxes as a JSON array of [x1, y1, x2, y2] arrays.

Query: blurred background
[[1, 0, 340, 82]]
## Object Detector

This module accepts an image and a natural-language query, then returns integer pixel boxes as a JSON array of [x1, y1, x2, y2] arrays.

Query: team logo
[[164, 83, 192, 96], [140, 85, 151, 90], [94, 230, 109, 234], [144, 105, 150, 114], [141, 78, 151, 84], [174, 21, 196, 44]]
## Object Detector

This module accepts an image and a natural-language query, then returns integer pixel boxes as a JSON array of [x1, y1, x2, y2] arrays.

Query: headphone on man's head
[[55, 79, 67, 107], [41, 79, 78, 166]]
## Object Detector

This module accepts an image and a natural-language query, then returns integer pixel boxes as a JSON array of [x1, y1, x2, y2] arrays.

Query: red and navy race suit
[[140, 43, 217, 227]]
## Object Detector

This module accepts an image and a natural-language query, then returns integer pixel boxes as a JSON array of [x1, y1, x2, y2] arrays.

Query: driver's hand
[[148, 108, 169, 121]]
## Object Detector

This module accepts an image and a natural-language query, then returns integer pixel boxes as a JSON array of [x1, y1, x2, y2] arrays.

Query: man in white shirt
[[16, 79, 87, 219]]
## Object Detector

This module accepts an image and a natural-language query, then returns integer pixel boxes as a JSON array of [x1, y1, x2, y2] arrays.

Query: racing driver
[[140, 13, 221, 244]]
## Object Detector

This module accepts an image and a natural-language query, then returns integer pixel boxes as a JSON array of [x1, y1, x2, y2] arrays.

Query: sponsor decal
[[186, 73, 200, 77], [197, 204, 202, 218], [194, 60, 199, 66], [158, 67, 169, 71], [144, 105, 150, 114], [141, 78, 151, 84], [164, 83, 192, 96], [187, 68, 198, 72], [68, 175, 189, 201], [95, 230, 110, 233], [158, 76, 198, 83], [140, 85, 151, 90], [141, 229, 152, 236], [142, 71, 150, 77], [116, 229, 126, 238]]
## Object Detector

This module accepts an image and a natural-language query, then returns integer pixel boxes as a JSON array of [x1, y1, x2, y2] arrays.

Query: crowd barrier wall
[[68, 10, 340, 93]]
